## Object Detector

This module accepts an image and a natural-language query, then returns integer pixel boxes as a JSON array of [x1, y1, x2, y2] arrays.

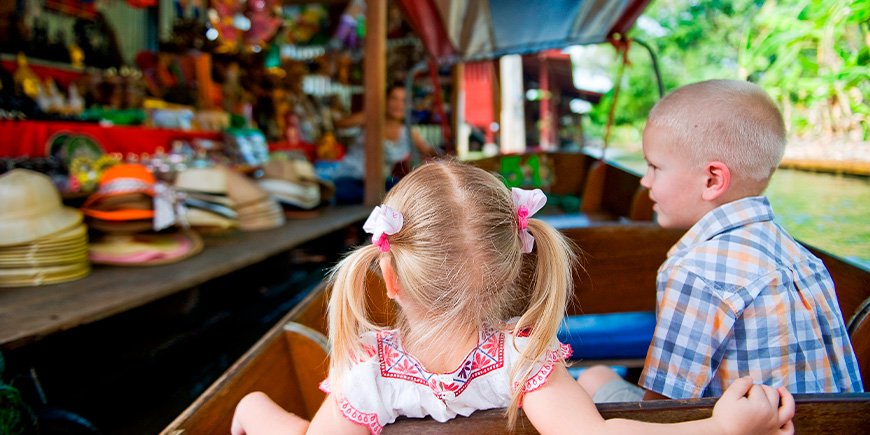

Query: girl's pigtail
[[326, 244, 382, 393], [506, 218, 576, 427]]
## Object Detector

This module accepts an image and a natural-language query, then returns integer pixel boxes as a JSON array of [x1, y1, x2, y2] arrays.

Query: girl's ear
[[702, 161, 731, 201], [379, 255, 400, 299]]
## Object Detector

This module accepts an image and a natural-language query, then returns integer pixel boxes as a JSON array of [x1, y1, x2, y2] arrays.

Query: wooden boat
[[162, 154, 870, 434]]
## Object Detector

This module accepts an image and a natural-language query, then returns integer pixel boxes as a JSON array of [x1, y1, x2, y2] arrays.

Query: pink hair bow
[[363, 205, 404, 252], [511, 188, 546, 253]]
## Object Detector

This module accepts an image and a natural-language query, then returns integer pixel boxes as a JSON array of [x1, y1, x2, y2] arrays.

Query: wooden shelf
[[0, 205, 371, 350]]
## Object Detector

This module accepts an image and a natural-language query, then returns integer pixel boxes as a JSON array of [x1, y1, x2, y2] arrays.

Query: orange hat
[[81, 164, 156, 221]]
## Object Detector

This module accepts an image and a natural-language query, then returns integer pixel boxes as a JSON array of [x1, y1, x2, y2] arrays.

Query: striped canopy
[[397, 0, 650, 63]]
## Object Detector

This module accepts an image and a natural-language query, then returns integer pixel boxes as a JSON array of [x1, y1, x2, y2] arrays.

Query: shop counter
[[0, 205, 371, 350]]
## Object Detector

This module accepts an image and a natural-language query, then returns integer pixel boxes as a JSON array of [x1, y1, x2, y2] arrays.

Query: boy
[[579, 79, 863, 401]]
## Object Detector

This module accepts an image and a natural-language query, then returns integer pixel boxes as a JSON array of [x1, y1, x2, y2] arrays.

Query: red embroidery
[[337, 397, 383, 435], [362, 344, 377, 358], [472, 351, 492, 370], [377, 329, 505, 399], [523, 343, 573, 393], [382, 345, 402, 367], [393, 358, 419, 376]]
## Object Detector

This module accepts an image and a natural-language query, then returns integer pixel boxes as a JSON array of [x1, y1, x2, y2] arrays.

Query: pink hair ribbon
[[511, 188, 546, 253], [363, 205, 404, 252]]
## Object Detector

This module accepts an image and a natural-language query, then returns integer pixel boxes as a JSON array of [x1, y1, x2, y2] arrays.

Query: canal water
[[610, 153, 870, 270]]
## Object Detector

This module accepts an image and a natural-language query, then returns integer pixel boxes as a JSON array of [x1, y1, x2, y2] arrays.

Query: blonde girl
[[233, 160, 794, 435]]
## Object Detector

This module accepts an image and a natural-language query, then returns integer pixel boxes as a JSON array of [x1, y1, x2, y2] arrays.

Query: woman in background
[[331, 83, 437, 204]]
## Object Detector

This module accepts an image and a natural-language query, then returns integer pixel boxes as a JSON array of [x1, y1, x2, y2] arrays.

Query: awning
[[396, 0, 650, 64]]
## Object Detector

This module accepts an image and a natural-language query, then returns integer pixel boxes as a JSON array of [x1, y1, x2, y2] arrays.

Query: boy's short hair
[[647, 79, 786, 181]]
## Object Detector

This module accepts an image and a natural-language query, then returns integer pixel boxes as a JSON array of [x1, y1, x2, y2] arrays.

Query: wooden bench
[[466, 153, 654, 222], [384, 393, 870, 433]]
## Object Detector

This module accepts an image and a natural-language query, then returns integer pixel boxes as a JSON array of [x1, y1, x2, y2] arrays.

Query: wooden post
[[363, 0, 387, 206], [452, 63, 467, 159]]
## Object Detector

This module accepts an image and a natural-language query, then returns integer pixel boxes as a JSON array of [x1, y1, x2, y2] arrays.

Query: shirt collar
[[668, 196, 775, 257]]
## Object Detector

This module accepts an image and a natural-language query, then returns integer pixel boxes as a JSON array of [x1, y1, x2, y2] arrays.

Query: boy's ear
[[702, 161, 730, 201], [379, 256, 401, 299]]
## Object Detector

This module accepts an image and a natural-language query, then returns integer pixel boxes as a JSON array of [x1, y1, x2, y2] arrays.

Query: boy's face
[[640, 125, 709, 229]]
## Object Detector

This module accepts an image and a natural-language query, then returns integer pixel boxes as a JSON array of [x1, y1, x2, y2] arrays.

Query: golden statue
[[13, 52, 41, 98]]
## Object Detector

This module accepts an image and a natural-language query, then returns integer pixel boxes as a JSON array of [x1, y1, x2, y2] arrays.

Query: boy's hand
[[711, 377, 795, 435]]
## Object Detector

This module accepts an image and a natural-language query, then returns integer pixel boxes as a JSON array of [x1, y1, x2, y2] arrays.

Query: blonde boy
[[579, 79, 863, 401]]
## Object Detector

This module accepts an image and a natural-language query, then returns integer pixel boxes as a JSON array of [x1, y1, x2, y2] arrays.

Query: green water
[[610, 153, 870, 271]]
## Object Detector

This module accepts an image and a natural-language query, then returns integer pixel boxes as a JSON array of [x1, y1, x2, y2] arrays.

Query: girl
[[233, 161, 794, 435]]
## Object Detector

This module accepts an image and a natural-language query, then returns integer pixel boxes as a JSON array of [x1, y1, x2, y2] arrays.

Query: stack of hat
[[226, 168, 285, 231], [174, 167, 239, 233], [0, 169, 90, 287], [175, 166, 284, 232], [80, 163, 155, 233], [258, 159, 335, 215], [82, 163, 203, 266]]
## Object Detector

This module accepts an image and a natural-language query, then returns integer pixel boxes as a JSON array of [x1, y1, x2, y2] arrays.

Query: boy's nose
[[640, 175, 651, 189]]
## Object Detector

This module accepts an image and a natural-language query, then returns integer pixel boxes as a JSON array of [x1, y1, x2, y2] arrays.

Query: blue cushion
[[558, 312, 656, 360]]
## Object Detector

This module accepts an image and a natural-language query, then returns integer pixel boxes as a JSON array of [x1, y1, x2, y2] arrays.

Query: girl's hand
[[711, 377, 795, 435]]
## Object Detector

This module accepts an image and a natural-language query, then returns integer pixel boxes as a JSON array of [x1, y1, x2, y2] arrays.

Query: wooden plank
[[0, 205, 371, 350], [562, 223, 684, 314], [384, 393, 870, 434]]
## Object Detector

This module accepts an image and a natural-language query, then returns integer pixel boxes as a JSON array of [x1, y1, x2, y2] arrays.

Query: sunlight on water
[[766, 170, 870, 270], [609, 153, 870, 270]]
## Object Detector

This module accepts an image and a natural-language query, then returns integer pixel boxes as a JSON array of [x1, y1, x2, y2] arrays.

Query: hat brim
[[0, 207, 83, 247], [89, 231, 203, 266]]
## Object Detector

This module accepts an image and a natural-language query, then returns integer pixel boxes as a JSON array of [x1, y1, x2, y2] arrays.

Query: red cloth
[[0, 120, 222, 157], [0, 60, 85, 90]]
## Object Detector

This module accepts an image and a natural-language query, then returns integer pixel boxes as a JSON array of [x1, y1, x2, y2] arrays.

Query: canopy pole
[[364, 0, 387, 206]]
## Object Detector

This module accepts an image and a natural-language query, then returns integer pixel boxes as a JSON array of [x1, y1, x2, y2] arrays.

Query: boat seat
[[558, 312, 655, 371], [847, 297, 870, 384]]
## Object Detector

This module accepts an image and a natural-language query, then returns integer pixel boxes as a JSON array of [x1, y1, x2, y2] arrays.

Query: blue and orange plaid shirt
[[639, 196, 863, 398]]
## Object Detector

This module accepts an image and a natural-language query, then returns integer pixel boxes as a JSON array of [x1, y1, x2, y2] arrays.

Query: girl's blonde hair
[[327, 160, 576, 427]]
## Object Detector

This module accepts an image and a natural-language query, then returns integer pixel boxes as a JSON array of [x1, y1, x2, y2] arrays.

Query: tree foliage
[[587, 0, 869, 147]]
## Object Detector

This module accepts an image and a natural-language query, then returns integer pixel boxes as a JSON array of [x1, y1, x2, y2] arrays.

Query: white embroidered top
[[320, 327, 572, 434]]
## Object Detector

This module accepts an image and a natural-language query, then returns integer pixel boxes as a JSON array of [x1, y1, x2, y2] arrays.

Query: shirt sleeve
[[639, 265, 737, 398], [508, 332, 573, 393]]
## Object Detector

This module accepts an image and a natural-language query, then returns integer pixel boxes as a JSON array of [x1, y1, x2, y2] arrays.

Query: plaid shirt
[[639, 196, 863, 398]]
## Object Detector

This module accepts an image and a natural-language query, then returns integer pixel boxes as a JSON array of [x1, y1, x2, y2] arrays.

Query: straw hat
[[263, 159, 318, 184], [258, 179, 320, 210], [183, 208, 238, 230], [262, 159, 334, 204], [0, 263, 90, 287], [174, 167, 228, 195], [223, 166, 269, 207], [0, 169, 83, 247]]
